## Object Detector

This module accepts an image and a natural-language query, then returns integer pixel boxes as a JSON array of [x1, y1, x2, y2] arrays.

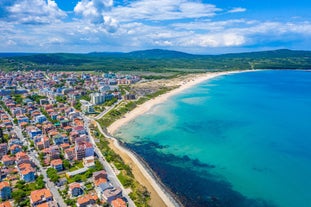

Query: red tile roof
[[0, 181, 10, 190], [30, 189, 53, 204], [50, 159, 63, 166], [111, 198, 127, 207]]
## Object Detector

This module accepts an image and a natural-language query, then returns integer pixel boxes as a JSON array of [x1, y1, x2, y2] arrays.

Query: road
[[94, 99, 122, 120], [3, 110, 67, 207], [83, 116, 136, 207]]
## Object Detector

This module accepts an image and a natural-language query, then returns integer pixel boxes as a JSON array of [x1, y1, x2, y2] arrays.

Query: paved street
[[94, 99, 122, 120], [83, 116, 136, 207], [4, 110, 67, 207]]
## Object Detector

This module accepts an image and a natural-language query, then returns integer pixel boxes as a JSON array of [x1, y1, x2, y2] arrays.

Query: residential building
[[90, 92, 105, 105], [35, 115, 47, 124], [69, 182, 83, 197], [76, 194, 98, 207], [18, 163, 36, 182], [102, 187, 122, 203], [75, 141, 94, 160], [49, 145, 60, 159], [0, 182, 11, 201], [64, 147, 75, 161], [30, 189, 53, 207], [0, 144, 8, 159], [83, 156, 95, 168], [123, 94, 136, 100], [9, 144, 22, 154], [1, 155, 15, 166], [93, 170, 108, 181], [111, 198, 127, 207], [0, 201, 12, 207], [80, 100, 95, 114], [50, 159, 63, 171], [95, 182, 112, 200]]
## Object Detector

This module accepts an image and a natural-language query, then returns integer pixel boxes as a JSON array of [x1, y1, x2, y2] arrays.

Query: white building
[[90, 93, 105, 105], [80, 100, 95, 114]]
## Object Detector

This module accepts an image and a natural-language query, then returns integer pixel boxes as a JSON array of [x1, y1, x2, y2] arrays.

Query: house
[[73, 126, 87, 135], [49, 145, 60, 159], [93, 170, 108, 181], [64, 147, 76, 161], [69, 182, 83, 197], [75, 142, 93, 160], [9, 144, 22, 154], [0, 182, 11, 201], [83, 156, 95, 168], [76, 193, 98, 207], [80, 100, 95, 114], [53, 134, 64, 145], [30, 188, 53, 207], [102, 187, 122, 203], [0, 201, 12, 207], [8, 138, 23, 147], [1, 155, 15, 166], [35, 115, 47, 124], [95, 181, 112, 200], [50, 159, 63, 171], [111, 198, 127, 207], [28, 127, 42, 139], [0, 144, 8, 159], [35, 201, 58, 207], [18, 163, 36, 182], [16, 151, 28, 160], [17, 116, 29, 124]]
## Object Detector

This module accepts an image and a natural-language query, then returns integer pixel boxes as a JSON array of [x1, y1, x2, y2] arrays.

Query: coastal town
[[0, 70, 141, 207]]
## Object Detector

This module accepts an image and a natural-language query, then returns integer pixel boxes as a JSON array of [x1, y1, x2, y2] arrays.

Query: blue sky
[[1, 0, 311, 54]]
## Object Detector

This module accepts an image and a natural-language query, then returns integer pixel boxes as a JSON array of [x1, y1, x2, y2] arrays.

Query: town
[[0, 70, 141, 207]]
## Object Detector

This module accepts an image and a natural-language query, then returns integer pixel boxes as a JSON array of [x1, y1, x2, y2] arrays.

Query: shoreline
[[108, 70, 253, 134], [103, 70, 255, 207], [102, 70, 256, 207]]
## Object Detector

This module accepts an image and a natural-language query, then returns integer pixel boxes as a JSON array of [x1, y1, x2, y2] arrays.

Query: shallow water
[[116, 70, 311, 207]]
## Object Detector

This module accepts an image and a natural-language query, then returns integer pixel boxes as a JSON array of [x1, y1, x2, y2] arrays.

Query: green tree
[[12, 189, 26, 203], [35, 175, 45, 189], [63, 159, 71, 170], [46, 168, 59, 182]]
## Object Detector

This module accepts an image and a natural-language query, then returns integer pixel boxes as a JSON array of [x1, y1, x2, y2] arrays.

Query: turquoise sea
[[115, 70, 311, 207]]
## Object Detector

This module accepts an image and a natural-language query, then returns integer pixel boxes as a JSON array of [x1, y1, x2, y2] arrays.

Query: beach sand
[[104, 70, 251, 207], [108, 70, 247, 134]]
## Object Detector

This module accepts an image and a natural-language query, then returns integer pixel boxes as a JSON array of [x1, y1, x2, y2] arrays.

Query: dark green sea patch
[[125, 140, 278, 207]]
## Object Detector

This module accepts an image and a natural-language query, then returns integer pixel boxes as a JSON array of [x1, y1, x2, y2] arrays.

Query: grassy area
[[98, 86, 175, 128], [92, 128, 150, 207]]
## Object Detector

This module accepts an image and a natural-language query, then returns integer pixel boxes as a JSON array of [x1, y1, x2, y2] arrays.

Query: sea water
[[115, 70, 311, 207]]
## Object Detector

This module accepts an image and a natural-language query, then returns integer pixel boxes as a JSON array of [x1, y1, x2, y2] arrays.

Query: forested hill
[[1, 49, 311, 72]]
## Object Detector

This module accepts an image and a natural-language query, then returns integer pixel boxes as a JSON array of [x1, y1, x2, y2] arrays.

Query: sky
[[1, 0, 311, 54]]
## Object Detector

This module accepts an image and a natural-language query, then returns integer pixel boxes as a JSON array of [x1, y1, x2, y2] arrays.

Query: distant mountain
[[0, 53, 37, 57], [126, 49, 196, 58], [1, 49, 311, 72], [219, 49, 311, 58]]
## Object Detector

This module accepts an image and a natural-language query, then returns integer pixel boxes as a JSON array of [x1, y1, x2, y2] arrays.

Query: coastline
[[101, 70, 255, 207], [108, 70, 252, 135]]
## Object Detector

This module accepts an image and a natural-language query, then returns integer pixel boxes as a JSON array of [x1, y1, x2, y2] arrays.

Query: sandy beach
[[108, 70, 249, 135], [101, 70, 253, 207]]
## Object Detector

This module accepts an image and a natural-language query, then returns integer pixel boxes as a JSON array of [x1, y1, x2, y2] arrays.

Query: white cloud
[[74, 0, 118, 32], [7, 0, 66, 24], [1, 0, 311, 53], [228, 7, 246, 13], [179, 33, 246, 47], [74, 0, 113, 23], [108, 0, 221, 22]]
